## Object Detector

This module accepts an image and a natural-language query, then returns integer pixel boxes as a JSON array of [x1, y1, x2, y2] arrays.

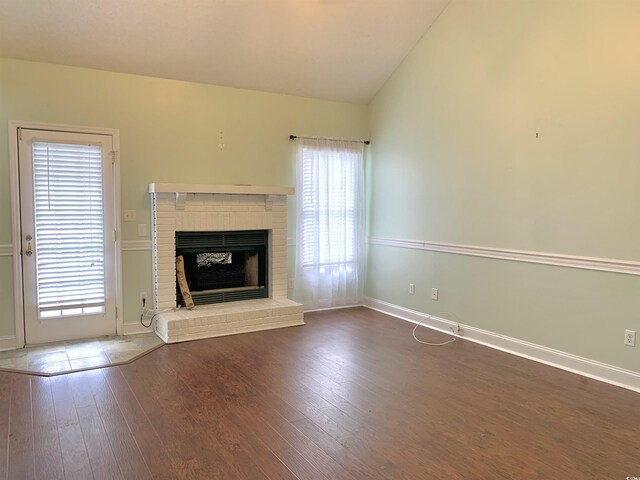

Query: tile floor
[[0, 333, 164, 376]]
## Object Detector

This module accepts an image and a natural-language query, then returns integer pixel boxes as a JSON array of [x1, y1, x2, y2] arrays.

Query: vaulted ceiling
[[0, 0, 449, 103]]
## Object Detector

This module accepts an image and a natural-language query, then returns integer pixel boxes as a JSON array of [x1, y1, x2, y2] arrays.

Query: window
[[294, 138, 365, 309], [32, 141, 107, 318]]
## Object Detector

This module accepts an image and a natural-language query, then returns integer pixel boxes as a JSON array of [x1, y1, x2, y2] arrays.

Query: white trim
[[363, 297, 640, 394], [0, 245, 12, 256], [8, 120, 123, 345], [0, 336, 17, 352], [112, 140, 124, 337], [122, 240, 152, 251], [122, 322, 158, 336], [8, 121, 25, 348], [149, 183, 294, 196], [368, 236, 640, 276], [304, 303, 363, 313]]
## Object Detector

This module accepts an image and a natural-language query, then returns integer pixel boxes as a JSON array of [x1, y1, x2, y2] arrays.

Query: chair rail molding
[[367, 236, 640, 276], [122, 240, 152, 251], [0, 244, 13, 256]]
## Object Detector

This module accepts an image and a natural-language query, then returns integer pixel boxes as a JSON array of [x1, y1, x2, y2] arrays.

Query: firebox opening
[[175, 230, 268, 307]]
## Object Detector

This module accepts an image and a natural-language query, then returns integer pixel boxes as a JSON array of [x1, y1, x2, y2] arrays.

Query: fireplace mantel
[[149, 183, 294, 196]]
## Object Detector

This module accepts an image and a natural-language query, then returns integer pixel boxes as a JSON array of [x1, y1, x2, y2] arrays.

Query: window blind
[[300, 145, 358, 267], [32, 142, 106, 318]]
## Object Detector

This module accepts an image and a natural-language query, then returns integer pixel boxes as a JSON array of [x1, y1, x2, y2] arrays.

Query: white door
[[19, 129, 117, 344]]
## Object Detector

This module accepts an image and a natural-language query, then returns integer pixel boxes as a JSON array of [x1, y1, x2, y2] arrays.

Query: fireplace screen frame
[[175, 230, 269, 307]]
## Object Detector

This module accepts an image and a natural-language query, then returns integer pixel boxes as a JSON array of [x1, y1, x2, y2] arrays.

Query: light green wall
[[120, 251, 154, 329], [367, 0, 640, 372], [0, 58, 369, 331], [0, 258, 15, 337]]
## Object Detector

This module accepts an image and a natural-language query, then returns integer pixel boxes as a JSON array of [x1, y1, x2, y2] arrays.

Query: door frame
[[8, 120, 123, 348]]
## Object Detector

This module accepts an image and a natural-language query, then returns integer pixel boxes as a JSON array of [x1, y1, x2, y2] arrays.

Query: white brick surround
[[149, 184, 304, 343]]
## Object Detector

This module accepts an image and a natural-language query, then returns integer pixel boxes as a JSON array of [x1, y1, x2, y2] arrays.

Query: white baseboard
[[363, 297, 640, 394], [304, 304, 363, 313], [0, 335, 17, 351], [122, 322, 156, 336]]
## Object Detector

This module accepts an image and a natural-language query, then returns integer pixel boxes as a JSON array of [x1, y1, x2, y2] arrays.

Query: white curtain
[[293, 138, 365, 310]]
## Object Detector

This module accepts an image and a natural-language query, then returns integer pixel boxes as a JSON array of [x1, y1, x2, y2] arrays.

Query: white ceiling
[[0, 0, 449, 104]]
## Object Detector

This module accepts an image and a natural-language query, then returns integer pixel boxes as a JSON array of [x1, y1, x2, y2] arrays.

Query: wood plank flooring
[[0, 307, 638, 479]]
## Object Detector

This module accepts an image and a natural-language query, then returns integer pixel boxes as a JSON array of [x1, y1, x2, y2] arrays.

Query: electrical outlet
[[409, 283, 415, 295], [431, 288, 439, 300], [624, 330, 636, 347], [139, 292, 147, 304]]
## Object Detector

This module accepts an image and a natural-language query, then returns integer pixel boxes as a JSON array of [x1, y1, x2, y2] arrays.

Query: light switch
[[137, 223, 147, 237], [124, 210, 136, 221]]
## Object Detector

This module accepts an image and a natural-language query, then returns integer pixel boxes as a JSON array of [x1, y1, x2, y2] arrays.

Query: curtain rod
[[289, 134, 370, 145]]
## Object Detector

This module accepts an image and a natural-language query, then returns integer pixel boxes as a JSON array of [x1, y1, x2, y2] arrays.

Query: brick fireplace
[[149, 183, 304, 343]]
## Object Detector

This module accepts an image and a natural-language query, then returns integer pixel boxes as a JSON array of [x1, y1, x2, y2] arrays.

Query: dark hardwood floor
[[1, 307, 638, 479]]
